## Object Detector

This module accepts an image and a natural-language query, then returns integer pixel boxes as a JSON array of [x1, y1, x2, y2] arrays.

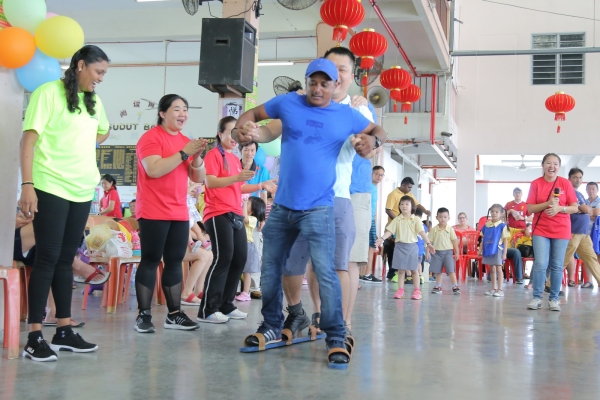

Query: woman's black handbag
[[517, 244, 534, 258], [226, 212, 245, 230]]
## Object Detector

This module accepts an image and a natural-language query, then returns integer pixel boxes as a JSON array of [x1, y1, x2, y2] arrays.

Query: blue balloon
[[16, 49, 61, 92], [255, 147, 267, 166]]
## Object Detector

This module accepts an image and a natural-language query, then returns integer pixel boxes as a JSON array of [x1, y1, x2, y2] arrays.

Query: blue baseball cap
[[305, 58, 339, 81]]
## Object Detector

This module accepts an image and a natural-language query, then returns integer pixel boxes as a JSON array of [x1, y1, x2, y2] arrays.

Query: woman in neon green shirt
[[19, 45, 111, 362]]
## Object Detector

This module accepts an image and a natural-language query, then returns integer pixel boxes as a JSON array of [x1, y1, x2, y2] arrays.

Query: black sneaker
[[50, 329, 98, 353], [452, 286, 461, 295], [23, 335, 57, 362], [405, 277, 413, 284], [245, 323, 282, 347], [135, 310, 156, 333], [282, 307, 310, 340], [361, 274, 382, 284], [164, 310, 199, 331]]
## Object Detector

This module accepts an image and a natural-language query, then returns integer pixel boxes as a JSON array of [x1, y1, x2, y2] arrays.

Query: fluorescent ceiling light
[[257, 61, 294, 66], [60, 65, 68, 70], [588, 156, 600, 167]]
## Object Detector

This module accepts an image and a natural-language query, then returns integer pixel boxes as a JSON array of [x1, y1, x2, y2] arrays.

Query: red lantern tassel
[[362, 72, 368, 86], [359, 57, 375, 70], [554, 112, 566, 121], [332, 26, 348, 43], [393, 101, 398, 112], [557, 123, 561, 133], [401, 102, 412, 113], [404, 115, 408, 124]]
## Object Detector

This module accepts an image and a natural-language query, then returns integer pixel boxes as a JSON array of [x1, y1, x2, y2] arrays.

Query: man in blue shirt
[[233, 58, 385, 367], [548, 168, 600, 296]]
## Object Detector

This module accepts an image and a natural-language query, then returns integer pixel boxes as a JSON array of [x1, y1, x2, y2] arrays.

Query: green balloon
[[4, 0, 46, 34], [261, 137, 281, 157]]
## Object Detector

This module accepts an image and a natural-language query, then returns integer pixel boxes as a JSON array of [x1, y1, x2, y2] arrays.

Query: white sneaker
[[548, 300, 561, 311], [527, 298, 542, 310], [226, 309, 248, 320], [485, 289, 495, 296], [197, 312, 229, 324], [493, 290, 504, 297]]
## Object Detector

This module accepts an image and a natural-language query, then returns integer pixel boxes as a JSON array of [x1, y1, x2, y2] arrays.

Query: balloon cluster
[[0, 0, 84, 92], [257, 138, 281, 175]]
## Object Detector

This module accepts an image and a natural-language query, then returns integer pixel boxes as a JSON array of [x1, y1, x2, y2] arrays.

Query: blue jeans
[[261, 204, 346, 344], [532, 235, 569, 301], [506, 248, 523, 281]]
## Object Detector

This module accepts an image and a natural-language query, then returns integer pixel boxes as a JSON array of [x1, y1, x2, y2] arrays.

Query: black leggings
[[135, 219, 189, 313], [28, 189, 90, 324], [199, 214, 247, 318]]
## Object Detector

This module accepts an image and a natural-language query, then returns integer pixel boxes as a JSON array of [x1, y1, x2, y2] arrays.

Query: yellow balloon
[[35, 16, 84, 59]]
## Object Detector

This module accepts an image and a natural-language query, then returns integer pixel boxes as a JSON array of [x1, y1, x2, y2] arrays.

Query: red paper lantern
[[396, 84, 421, 124], [350, 28, 388, 70], [545, 92, 575, 133], [320, 0, 365, 43], [380, 66, 412, 113]]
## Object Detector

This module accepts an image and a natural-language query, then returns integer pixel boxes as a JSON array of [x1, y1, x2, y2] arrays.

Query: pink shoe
[[393, 288, 405, 299], [235, 292, 251, 302], [411, 289, 422, 300]]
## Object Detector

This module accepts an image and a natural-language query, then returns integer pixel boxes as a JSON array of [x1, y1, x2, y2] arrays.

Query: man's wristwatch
[[179, 150, 189, 161], [374, 136, 382, 149], [563, 206, 566, 213]]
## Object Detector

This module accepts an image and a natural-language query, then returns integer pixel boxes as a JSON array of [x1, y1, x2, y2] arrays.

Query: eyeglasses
[[374, 173, 385, 177]]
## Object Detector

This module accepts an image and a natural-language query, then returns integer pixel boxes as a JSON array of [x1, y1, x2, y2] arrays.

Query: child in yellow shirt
[[428, 207, 461, 295]]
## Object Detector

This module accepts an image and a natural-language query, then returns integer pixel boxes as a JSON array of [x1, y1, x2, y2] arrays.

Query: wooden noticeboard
[[96, 145, 138, 187]]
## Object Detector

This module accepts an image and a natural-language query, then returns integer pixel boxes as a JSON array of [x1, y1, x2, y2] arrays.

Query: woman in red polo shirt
[[526, 153, 578, 312], [134, 94, 207, 333], [99, 174, 122, 218], [197, 116, 276, 323]]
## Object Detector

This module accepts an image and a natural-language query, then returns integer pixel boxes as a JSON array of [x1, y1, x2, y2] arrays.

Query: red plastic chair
[[512, 232, 533, 280], [459, 230, 482, 281], [2, 263, 21, 359]]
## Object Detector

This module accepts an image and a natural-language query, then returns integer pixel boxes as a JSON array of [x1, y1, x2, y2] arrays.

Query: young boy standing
[[427, 207, 461, 294]]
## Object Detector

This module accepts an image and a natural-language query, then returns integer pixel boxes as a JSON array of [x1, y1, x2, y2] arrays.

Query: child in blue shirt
[[479, 204, 510, 297]]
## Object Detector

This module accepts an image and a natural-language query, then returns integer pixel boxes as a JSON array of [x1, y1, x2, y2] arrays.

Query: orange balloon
[[0, 26, 36, 68]]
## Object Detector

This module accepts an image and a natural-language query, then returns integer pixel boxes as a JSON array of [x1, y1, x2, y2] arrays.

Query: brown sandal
[[568, 280, 576, 287]]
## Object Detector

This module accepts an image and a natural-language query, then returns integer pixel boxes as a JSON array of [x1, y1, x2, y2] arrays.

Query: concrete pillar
[[316, 22, 338, 58], [456, 149, 476, 224], [0, 67, 24, 333]]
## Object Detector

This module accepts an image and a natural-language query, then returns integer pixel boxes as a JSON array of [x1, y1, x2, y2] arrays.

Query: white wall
[[455, 0, 600, 221]]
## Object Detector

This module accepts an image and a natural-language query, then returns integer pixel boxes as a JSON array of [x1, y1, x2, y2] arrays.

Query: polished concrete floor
[[2, 277, 600, 400]]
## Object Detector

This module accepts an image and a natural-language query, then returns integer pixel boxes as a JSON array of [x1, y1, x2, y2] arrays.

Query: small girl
[[187, 180, 203, 244], [376, 196, 435, 300], [479, 204, 510, 297], [235, 196, 266, 302], [99, 174, 123, 218]]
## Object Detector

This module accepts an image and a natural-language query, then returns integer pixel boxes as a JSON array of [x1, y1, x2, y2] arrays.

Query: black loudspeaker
[[199, 18, 257, 94]]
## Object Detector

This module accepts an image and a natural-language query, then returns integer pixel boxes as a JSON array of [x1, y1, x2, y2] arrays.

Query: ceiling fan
[[501, 155, 543, 171]]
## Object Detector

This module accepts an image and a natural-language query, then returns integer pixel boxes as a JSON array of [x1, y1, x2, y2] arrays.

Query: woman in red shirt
[[526, 153, 578, 312], [134, 94, 208, 333], [197, 116, 276, 323], [99, 174, 122, 218]]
